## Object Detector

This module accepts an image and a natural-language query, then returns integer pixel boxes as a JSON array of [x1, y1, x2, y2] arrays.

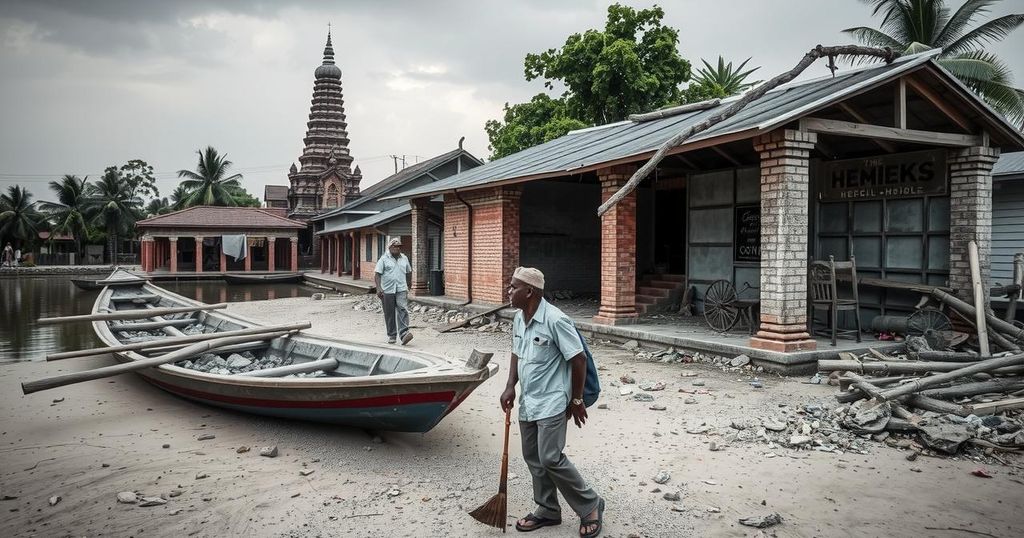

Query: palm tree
[[168, 185, 192, 210], [0, 185, 45, 251], [145, 197, 171, 217], [692, 56, 762, 96], [844, 0, 1024, 124], [38, 175, 90, 261], [177, 146, 244, 207], [86, 168, 142, 263]]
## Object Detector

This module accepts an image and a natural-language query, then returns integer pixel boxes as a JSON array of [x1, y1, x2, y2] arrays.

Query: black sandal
[[515, 513, 562, 532], [579, 498, 605, 538]]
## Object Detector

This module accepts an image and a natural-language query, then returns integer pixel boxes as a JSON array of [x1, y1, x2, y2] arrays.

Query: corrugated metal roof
[[383, 50, 1021, 201], [994, 151, 1024, 179], [317, 204, 409, 235]]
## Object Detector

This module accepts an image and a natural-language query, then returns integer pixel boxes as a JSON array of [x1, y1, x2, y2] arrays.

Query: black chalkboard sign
[[735, 205, 760, 262]]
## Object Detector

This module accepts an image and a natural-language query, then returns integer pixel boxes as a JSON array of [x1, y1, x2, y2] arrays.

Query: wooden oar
[[46, 322, 311, 361], [22, 330, 297, 395], [108, 319, 195, 331], [37, 303, 229, 325], [239, 357, 340, 378]]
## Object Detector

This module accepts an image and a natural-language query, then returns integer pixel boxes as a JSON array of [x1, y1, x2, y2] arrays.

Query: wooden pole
[[920, 379, 1024, 399], [933, 289, 1024, 348], [819, 359, 1024, 376], [876, 353, 1024, 401], [108, 319, 195, 332], [969, 241, 990, 357], [37, 303, 229, 325], [22, 330, 296, 395], [1006, 252, 1024, 322], [239, 357, 340, 378], [46, 321, 310, 361]]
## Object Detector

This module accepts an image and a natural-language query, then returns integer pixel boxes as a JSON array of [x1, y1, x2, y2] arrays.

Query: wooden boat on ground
[[71, 270, 149, 290], [223, 272, 305, 285], [37, 269, 497, 433]]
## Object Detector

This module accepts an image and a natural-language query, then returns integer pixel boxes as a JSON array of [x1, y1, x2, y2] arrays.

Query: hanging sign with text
[[734, 205, 761, 262], [818, 149, 947, 201]]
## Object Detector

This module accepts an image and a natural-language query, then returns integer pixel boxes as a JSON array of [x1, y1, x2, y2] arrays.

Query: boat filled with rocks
[[22, 269, 498, 432]]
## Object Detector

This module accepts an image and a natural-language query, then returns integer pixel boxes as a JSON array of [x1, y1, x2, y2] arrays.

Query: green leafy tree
[[485, 94, 588, 159], [844, 0, 1024, 124], [38, 175, 90, 259], [169, 185, 191, 210], [86, 167, 143, 263], [486, 3, 693, 158], [176, 146, 244, 207], [0, 185, 45, 250], [524, 4, 693, 125], [120, 159, 159, 201], [227, 186, 262, 208]]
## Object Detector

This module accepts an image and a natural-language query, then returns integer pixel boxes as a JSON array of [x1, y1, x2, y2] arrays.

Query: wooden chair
[[809, 255, 862, 346]]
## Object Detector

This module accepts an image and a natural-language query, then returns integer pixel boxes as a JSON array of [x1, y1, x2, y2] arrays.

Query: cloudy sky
[[1, 0, 1022, 203]]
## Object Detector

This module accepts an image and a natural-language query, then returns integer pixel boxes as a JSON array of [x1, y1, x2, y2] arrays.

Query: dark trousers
[[381, 291, 409, 339]]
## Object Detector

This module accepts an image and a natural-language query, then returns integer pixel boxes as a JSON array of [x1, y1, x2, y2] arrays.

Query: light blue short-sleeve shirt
[[374, 253, 411, 294], [512, 299, 585, 422]]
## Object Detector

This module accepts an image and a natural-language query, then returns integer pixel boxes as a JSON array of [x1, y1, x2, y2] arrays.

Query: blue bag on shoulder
[[576, 329, 601, 407]]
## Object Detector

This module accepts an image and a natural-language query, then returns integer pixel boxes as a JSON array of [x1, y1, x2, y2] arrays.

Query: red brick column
[[290, 237, 299, 272], [194, 237, 203, 274], [749, 129, 817, 352], [593, 165, 639, 325], [169, 237, 178, 274], [141, 237, 153, 272], [410, 198, 431, 296], [267, 237, 276, 272], [219, 247, 227, 273]]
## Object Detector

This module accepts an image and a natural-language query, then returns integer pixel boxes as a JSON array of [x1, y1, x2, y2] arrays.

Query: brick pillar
[[141, 237, 153, 272], [267, 237, 276, 272], [290, 237, 299, 272], [243, 238, 252, 272], [168, 237, 178, 274], [219, 246, 227, 273], [593, 165, 639, 325], [194, 237, 203, 274], [948, 146, 999, 305], [410, 198, 431, 296], [350, 232, 359, 279], [749, 129, 817, 352]]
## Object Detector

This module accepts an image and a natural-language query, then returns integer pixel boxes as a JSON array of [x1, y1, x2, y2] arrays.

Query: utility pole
[[389, 155, 399, 174]]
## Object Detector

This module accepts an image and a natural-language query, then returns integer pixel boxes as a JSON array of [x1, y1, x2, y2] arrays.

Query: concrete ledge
[[0, 265, 138, 278], [303, 273, 374, 295]]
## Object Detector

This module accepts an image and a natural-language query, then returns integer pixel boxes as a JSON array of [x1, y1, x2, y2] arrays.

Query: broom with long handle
[[470, 408, 511, 532]]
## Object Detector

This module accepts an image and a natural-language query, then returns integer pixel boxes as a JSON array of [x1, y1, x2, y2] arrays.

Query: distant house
[[264, 185, 289, 209], [993, 151, 1024, 287], [312, 146, 482, 293]]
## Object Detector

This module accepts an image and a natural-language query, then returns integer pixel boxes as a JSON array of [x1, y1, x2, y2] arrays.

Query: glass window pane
[[928, 236, 950, 270], [818, 237, 847, 261], [886, 199, 923, 232], [853, 201, 882, 233], [886, 237, 923, 269], [852, 237, 882, 268], [928, 197, 950, 232], [818, 203, 847, 233]]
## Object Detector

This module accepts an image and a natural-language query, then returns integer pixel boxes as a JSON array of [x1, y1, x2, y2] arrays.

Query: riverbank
[[1, 295, 1022, 537]]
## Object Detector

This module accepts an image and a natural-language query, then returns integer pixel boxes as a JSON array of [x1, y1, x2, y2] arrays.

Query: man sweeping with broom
[[483, 267, 605, 537]]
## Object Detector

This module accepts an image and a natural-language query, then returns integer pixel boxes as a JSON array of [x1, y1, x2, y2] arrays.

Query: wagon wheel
[[704, 280, 740, 332], [907, 309, 952, 350]]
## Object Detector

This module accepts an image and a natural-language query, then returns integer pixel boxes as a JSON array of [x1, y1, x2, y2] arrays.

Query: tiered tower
[[287, 31, 362, 221]]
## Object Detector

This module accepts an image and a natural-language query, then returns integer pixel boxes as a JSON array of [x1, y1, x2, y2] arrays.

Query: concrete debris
[[138, 497, 167, 507], [197, 434, 215, 441], [300, 470, 315, 477], [652, 470, 671, 484], [237, 446, 250, 453], [739, 513, 783, 528], [116, 492, 138, 504], [639, 381, 666, 391], [48, 495, 61, 506], [619, 386, 634, 396], [633, 393, 655, 402], [622, 340, 640, 351], [260, 446, 279, 458], [663, 492, 681, 501], [730, 354, 750, 367], [649, 404, 667, 411], [195, 472, 208, 479], [620, 375, 636, 384]]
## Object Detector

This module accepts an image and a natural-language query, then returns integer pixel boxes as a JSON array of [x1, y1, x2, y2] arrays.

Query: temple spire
[[323, 28, 335, 65]]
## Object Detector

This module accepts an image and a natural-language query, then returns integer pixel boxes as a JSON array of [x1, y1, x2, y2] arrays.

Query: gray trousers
[[381, 291, 409, 339], [520, 412, 600, 520]]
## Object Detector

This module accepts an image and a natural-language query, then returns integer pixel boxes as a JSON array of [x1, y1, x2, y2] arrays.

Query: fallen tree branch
[[596, 44, 898, 217]]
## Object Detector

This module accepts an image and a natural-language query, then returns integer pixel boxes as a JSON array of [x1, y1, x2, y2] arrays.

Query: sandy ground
[[2, 294, 1024, 538]]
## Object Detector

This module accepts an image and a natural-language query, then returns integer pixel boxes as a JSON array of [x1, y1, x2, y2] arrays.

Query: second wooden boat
[[223, 273, 305, 285]]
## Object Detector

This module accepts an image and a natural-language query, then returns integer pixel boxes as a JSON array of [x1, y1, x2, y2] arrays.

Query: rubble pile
[[174, 351, 326, 377], [818, 334, 1024, 457], [407, 304, 513, 333]]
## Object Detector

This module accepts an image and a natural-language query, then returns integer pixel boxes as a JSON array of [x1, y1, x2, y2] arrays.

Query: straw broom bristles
[[469, 408, 511, 532]]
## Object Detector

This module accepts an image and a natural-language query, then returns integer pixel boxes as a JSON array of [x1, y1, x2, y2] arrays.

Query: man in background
[[374, 237, 413, 345]]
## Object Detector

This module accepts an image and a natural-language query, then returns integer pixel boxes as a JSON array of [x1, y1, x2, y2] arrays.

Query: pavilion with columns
[[136, 206, 306, 274]]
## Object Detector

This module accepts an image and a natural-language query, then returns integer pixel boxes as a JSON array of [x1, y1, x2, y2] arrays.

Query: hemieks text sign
[[818, 149, 947, 202]]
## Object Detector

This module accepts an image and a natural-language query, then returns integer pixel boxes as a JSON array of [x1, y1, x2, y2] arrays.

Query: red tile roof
[[136, 206, 306, 229]]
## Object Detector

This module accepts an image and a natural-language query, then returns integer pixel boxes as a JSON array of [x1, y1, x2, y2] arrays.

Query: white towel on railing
[[222, 234, 247, 261]]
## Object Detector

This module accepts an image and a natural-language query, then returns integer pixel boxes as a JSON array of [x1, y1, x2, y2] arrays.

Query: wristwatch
[[571, 398, 584, 406]]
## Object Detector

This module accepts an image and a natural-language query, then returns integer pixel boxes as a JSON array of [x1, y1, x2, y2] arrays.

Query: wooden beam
[[799, 117, 984, 147], [837, 102, 898, 153], [895, 78, 907, 129], [711, 146, 743, 167], [904, 76, 973, 132]]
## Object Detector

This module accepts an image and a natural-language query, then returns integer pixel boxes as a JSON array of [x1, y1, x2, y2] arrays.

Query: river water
[[0, 276, 318, 362]]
